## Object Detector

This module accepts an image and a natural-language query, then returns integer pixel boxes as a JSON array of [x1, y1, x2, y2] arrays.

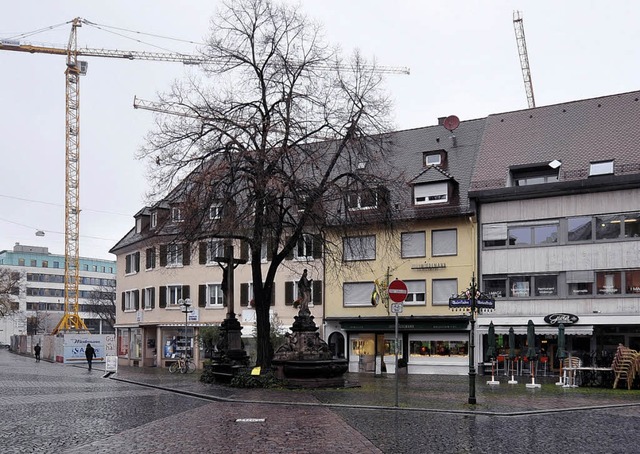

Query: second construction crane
[[513, 11, 536, 109]]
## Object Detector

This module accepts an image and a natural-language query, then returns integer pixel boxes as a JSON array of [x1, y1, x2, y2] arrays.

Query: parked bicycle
[[168, 355, 196, 374]]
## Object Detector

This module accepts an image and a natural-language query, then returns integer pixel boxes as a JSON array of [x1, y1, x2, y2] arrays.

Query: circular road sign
[[388, 279, 408, 303]]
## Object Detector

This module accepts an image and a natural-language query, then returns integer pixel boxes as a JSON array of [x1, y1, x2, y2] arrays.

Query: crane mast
[[513, 10, 536, 109]]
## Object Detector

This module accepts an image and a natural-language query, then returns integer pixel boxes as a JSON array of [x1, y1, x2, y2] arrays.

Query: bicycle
[[168, 355, 196, 374]]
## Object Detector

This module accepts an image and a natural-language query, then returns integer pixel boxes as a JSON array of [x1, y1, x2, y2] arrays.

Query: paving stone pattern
[[2, 350, 640, 453]]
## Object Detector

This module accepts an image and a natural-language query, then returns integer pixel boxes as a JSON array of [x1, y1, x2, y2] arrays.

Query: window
[[53, 261, 60, 268], [145, 248, 156, 270], [18, 258, 25, 266], [296, 234, 320, 260], [167, 244, 183, 266], [171, 206, 183, 223], [432, 279, 457, 306], [124, 290, 138, 311], [207, 240, 225, 262], [143, 287, 155, 310], [125, 252, 140, 274], [568, 217, 592, 242], [101, 266, 106, 272], [83, 264, 89, 271], [589, 160, 614, 176], [343, 282, 375, 307], [346, 188, 379, 210], [92, 265, 98, 272], [414, 182, 448, 205], [596, 215, 622, 240], [626, 270, 640, 294], [151, 211, 158, 229], [596, 271, 621, 295], [167, 285, 183, 305], [404, 280, 426, 305], [209, 203, 223, 220], [483, 278, 507, 298], [534, 275, 557, 296], [42, 261, 48, 268], [625, 213, 640, 237], [343, 235, 376, 261], [510, 276, 531, 297], [30, 260, 37, 267], [207, 284, 224, 306], [423, 153, 441, 166], [401, 232, 426, 258], [511, 166, 559, 186], [410, 340, 467, 357], [432, 229, 457, 256]]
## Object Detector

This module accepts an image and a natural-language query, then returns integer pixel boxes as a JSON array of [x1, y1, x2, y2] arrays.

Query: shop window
[[596, 271, 621, 295], [626, 270, 640, 294], [568, 216, 592, 242], [118, 330, 130, 356], [409, 340, 468, 357], [568, 281, 593, 296], [343, 282, 375, 307], [534, 275, 557, 296], [401, 231, 426, 258], [510, 276, 531, 297], [404, 280, 426, 305], [130, 329, 142, 359], [483, 278, 507, 298], [343, 235, 376, 261], [432, 229, 457, 256], [596, 215, 622, 240], [432, 279, 457, 306]]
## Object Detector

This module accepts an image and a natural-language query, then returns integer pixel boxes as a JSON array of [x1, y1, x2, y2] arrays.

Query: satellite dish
[[443, 115, 460, 132]]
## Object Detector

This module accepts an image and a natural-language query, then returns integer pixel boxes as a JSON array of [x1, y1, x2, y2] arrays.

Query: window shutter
[[285, 281, 294, 305], [199, 242, 207, 265], [312, 235, 322, 259], [199, 284, 206, 307], [271, 286, 275, 306], [285, 237, 294, 260], [159, 245, 167, 267], [125, 257, 131, 274], [266, 238, 274, 261], [141, 288, 146, 308], [313, 280, 322, 305], [159, 286, 167, 308], [151, 288, 155, 309], [134, 290, 140, 310], [240, 283, 248, 306], [240, 241, 249, 262], [121, 292, 125, 312], [183, 285, 190, 300], [135, 252, 140, 272], [183, 243, 190, 266]]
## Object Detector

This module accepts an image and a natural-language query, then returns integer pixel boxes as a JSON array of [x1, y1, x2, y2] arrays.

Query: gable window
[[404, 280, 426, 305], [432, 229, 457, 256], [432, 279, 458, 306], [401, 231, 426, 258], [589, 160, 614, 176], [414, 182, 448, 205], [343, 235, 376, 261], [343, 281, 375, 307], [171, 207, 183, 223], [209, 203, 223, 220]]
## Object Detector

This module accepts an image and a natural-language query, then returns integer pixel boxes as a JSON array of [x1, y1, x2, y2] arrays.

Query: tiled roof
[[471, 90, 640, 191], [410, 166, 454, 185]]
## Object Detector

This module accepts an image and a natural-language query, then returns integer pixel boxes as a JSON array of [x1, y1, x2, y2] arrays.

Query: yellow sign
[[251, 366, 261, 376]]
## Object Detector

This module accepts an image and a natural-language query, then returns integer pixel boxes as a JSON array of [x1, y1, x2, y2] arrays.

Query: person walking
[[85, 343, 96, 371], [34, 343, 41, 362]]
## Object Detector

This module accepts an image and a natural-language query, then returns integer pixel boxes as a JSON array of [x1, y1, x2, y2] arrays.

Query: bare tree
[[0, 269, 21, 318], [27, 311, 52, 335], [138, 0, 402, 369], [86, 283, 116, 332]]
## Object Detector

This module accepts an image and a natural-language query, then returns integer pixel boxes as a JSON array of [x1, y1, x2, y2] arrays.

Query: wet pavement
[[1, 349, 640, 453]]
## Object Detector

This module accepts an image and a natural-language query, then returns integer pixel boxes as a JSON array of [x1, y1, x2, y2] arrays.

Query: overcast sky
[[1, 0, 638, 261]]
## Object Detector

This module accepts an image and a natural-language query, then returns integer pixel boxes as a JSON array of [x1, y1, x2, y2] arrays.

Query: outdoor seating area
[[612, 344, 640, 390]]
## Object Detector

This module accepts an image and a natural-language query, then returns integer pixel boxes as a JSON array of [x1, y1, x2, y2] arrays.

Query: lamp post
[[179, 298, 192, 357], [449, 275, 495, 405]]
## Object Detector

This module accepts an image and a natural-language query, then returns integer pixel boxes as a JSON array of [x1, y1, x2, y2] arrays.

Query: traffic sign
[[390, 303, 404, 314], [388, 279, 408, 303]]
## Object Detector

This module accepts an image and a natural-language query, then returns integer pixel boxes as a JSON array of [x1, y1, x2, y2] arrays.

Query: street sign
[[388, 279, 408, 303], [390, 303, 404, 314]]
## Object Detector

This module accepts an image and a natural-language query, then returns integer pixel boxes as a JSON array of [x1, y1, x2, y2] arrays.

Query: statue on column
[[297, 269, 313, 315]]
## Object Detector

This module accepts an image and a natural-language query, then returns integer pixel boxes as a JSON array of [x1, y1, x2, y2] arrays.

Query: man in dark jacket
[[34, 343, 41, 362], [85, 343, 96, 371]]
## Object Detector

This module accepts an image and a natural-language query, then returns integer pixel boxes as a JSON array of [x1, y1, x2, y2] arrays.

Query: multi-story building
[[0, 243, 116, 344], [470, 90, 640, 370], [110, 206, 322, 368], [323, 117, 486, 375]]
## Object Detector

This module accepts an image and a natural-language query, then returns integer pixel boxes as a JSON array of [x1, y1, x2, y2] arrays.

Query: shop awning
[[481, 325, 593, 336]]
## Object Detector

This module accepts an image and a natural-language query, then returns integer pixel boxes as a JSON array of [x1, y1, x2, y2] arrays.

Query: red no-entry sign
[[388, 279, 408, 303]]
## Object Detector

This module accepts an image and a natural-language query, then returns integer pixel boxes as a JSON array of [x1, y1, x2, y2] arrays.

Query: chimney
[[438, 117, 447, 126]]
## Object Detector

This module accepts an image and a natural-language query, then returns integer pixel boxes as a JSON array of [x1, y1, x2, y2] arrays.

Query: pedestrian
[[85, 343, 96, 371], [34, 343, 41, 362]]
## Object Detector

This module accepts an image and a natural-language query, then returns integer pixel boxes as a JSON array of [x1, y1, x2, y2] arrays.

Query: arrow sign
[[388, 279, 408, 303]]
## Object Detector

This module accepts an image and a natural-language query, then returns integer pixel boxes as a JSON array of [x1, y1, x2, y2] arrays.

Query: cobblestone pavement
[[2, 349, 640, 453]]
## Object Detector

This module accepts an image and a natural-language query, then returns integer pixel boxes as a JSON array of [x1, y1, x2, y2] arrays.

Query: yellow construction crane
[[513, 10, 536, 109], [0, 17, 205, 334]]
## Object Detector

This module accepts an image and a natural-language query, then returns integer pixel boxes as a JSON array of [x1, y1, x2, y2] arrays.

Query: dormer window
[[424, 153, 442, 166], [209, 203, 223, 220], [589, 160, 614, 176], [414, 182, 448, 205], [510, 163, 559, 187], [151, 211, 158, 229], [171, 207, 183, 223], [346, 187, 381, 210]]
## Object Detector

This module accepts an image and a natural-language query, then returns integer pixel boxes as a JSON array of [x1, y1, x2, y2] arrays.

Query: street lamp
[[179, 298, 192, 357], [449, 275, 495, 405]]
